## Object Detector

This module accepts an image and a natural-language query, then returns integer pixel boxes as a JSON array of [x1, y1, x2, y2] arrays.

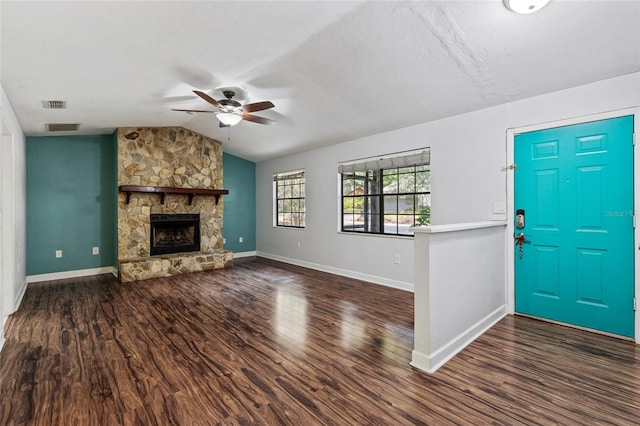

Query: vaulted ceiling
[[2, 1, 639, 162]]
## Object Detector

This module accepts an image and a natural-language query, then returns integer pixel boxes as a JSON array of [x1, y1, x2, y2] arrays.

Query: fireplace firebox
[[150, 214, 200, 256]]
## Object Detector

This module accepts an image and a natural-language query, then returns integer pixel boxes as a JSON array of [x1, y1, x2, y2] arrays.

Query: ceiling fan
[[172, 90, 276, 127]]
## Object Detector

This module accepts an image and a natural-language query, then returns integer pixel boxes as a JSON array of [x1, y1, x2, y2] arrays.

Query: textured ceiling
[[2, 1, 639, 162]]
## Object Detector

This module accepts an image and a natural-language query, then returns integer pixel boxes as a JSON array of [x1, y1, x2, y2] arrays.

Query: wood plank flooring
[[1, 257, 639, 425]]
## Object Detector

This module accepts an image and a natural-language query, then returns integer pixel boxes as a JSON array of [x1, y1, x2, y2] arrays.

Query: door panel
[[576, 166, 604, 229], [534, 246, 559, 297], [515, 116, 634, 337], [535, 169, 559, 227], [576, 249, 605, 304]]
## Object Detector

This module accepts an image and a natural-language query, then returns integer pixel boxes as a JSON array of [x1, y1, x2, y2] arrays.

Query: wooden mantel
[[119, 185, 229, 205]]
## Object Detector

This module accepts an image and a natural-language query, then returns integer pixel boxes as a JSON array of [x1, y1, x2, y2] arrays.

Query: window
[[340, 149, 430, 236], [274, 169, 305, 228]]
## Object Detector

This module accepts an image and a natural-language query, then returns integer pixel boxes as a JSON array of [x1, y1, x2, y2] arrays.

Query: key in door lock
[[515, 233, 526, 259]]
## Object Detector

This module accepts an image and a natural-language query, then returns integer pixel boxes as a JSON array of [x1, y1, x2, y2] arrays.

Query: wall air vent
[[42, 100, 67, 109], [46, 123, 80, 132]]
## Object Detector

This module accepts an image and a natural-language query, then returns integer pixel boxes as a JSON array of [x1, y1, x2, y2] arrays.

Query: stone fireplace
[[117, 127, 232, 282]]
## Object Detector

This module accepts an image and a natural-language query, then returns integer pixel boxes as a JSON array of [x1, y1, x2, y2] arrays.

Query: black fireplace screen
[[150, 214, 200, 256]]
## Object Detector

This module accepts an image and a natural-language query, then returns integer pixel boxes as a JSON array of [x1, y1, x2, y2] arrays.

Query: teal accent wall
[[223, 153, 256, 253], [26, 135, 116, 275]]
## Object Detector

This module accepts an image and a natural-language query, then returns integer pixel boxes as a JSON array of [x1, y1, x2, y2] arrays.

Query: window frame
[[340, 161, 430, 237], [274, 169, 306, 229]]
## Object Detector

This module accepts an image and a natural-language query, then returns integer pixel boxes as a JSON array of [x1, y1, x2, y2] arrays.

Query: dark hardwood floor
[[1, 257, 639, 425]]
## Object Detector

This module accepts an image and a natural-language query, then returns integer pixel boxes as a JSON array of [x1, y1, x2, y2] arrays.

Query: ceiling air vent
[[42, 100, 66, 109], [46, 123, 80, 132]]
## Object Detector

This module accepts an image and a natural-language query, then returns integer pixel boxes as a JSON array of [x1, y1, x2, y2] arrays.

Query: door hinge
[[633, 132, 636, 146], [634, 215, 637, 229], [634, 297, 637, 312]]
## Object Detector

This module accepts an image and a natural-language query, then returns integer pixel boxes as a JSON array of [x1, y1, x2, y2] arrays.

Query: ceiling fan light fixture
[[504, 0, 550, 14], [216, 112, 242, 126]]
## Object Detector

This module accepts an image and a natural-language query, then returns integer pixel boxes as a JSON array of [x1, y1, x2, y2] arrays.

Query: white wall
[[411, 222, 507, 373], [1, 0, 4, 350], [256, 72, 640, 290], [1, 84, 27, 327]]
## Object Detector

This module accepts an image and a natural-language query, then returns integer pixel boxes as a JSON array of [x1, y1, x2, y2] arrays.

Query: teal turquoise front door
[[515, 116, 635, 338]]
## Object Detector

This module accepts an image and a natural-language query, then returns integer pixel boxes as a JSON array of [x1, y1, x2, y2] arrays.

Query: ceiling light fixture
[[504, 0, 550, 14], [216, 112, 243, 126]]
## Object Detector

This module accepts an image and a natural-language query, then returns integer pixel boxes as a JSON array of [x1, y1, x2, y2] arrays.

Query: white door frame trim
[[505, 107, 640, 344]]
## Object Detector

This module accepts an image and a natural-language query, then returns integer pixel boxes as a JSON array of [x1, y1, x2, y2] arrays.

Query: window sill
[[336, 230, 413, 240]]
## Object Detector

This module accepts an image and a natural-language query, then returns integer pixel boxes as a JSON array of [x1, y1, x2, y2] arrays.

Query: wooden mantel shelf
[[119, 185, 229, 205]]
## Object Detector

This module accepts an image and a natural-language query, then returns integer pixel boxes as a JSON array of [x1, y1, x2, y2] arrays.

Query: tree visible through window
[[340, 150, 430, 236], [274, 169, 305, 228]]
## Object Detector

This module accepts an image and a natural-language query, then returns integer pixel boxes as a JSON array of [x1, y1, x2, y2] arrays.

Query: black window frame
[[341, 164, 430, 236], [274, 169, 305, 228]]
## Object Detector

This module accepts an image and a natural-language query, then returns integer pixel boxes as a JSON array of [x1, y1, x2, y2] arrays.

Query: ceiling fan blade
[[219, 121, 230, 128], [242, 113, 276, 125], [193, 90, 221, 108], [171, 109, 215, 113], [242, 101, 275, 113]]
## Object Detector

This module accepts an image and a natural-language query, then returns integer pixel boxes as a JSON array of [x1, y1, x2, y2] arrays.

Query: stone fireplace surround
[[117, 127, 232, 282]]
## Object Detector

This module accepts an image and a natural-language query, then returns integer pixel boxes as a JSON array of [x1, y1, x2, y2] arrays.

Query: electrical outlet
[[394, 254, 400, 264], [55, 250, 62, 258], [239, 236, 243, 243], [92, 247, 99, 255]]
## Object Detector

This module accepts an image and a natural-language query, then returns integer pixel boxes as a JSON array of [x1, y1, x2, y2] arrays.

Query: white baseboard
[[256, 252, 413, 292], [12, 278, 27, 312], [27, 266, 118, 284], [2, 316, 6, 353], [233, 251, 257, 259], [3, 277, 28, 316], [410, 305, 507, 374], [410, 349, 431, 374]]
